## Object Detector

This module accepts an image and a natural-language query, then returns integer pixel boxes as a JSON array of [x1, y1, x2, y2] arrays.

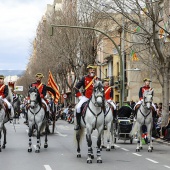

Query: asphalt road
[[0, 116, 170, 170]]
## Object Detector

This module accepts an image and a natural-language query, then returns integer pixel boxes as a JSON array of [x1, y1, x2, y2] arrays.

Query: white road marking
[[164, 165, 170, 169], [132, 153, 142, 156], [114, 144, 120, 148], [44, 165, 52, 170], [92, 136, 97, 138], [146, 158, 159, 164], [121, 148, 129, 151], [55, 131, 67, 137]]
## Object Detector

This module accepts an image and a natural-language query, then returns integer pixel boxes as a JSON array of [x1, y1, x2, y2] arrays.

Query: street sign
[[14, 86, 23, 91], [63, 94, 67, 99]]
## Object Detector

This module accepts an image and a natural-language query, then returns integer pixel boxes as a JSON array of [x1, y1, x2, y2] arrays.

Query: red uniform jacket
[[0, 84, 8, 98], [139, 85, 151, 100], [104, 86, 113, 100], [74, 75, 99, 99], [30, 82, 47, 98]]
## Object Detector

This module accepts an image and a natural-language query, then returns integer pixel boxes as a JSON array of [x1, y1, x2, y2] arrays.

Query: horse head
[[92, 80, 104, 107], [28, 87, 41, 109], [143, 89, 153, 110]]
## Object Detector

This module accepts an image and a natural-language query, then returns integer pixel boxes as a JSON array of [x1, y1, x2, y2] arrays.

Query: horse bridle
[[93, 84, 104, 107]]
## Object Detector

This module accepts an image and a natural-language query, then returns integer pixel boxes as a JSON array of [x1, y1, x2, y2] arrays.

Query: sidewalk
[[154, 137, 170, 146]]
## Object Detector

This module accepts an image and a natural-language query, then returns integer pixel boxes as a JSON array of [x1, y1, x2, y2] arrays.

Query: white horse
[[0, 99, 9, 152], [131, 89, 154, 152], [101, 101, 116, 151], [75, 80, 105, 163], [27, 87, 48, 153]]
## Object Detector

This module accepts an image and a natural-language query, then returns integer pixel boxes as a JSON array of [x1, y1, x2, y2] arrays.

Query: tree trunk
[[161, 67, 169, 127]]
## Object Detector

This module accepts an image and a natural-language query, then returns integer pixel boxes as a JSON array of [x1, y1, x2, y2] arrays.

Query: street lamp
[[49, 24, 124, 106]]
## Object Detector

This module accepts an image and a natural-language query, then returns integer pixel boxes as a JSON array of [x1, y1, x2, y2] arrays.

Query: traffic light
[[114, 81, 121, 92]]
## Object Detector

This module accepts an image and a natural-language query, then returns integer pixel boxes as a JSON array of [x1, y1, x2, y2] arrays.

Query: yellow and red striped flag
[[47, 70, 60, 103]]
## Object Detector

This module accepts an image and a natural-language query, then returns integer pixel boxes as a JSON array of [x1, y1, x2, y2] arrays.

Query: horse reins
[[139, 103, 151, 125]]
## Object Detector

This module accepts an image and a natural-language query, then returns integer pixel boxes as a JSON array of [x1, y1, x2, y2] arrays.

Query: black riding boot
[[74, 113, 81, 130]]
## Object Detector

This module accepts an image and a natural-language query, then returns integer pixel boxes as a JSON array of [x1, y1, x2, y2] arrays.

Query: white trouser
[[134, 100, 156, 111], [107, 99, 116, 110], [2, 98, 12, 109], [1, 98, 14, 117], [41, 98, 49, 112], [76, 96, 89, 113]]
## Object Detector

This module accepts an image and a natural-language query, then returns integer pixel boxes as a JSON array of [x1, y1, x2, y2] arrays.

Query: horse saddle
[[135, 104, 156, 117], [80, 101, 89, 117]]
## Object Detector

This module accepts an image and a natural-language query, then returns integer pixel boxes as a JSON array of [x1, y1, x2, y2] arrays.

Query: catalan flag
[[47, 70, 60, 103]]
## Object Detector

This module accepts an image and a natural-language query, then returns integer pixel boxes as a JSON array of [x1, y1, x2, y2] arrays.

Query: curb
[[154, 139, 170, 146]]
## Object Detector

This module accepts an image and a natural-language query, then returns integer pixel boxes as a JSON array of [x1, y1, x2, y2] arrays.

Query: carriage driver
[[74, 64, 99, 130], [103, 78, 116, 110], [0, 75, 14, 119], [134, 78, 156, 115], [29, 73, 50, 119]]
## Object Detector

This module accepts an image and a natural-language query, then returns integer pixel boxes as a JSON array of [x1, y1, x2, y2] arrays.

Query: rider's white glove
[[0, 96, 2, 99], [140, 99, 143, 102], [78, 96, 82, 100]]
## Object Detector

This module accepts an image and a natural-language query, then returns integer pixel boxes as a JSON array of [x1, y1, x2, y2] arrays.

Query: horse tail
[[74, 128, 85, 145], [130, 121, 137, 137]]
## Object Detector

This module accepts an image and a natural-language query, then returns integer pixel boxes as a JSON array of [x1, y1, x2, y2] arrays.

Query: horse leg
[[86, 133, 92, 163], [2, 125, 6, 149], [35, 125, 41, 153], [28, 125, 33, 152], [44, 124, 48, 149], [0, 131, 1, 152], [110, 122, 115, 149], [96, 131, 102, 163], [147, 124, 153, 152], [136, 123, 141, 152], [76, 130, 81, 158], [100, 130, 105, 150], [139, 127, 143, 150], [106, 123, 111, 151]]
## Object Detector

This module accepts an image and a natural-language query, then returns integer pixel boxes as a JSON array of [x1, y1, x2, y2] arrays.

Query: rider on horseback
[[74, 64, 99, 130], [134, 78, 156, 117], [29, 73, 50, 120], [103, 78, 116, 110], [0, 75, 14, 119]]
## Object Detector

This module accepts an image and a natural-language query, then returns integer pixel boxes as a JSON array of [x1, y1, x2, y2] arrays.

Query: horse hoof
[[136, 149, 140, 152], [140, 147, 143, 150], [35, 150, 40, 153], [77, 154, 81, 158], [2, 145, 5, 149], [151, 147, 153, 150], [44, 144, 48, 148], [106, 148, 110, 151], [87, 160, 92, 164], [97, 160, 102, 163], [100, 148, 102, 151], [28, 148, 32, 152], [102, 145, 106, 148], [91, 155, 94, 159], [148, 149, 152, 152], [111, 146, 115, 149]]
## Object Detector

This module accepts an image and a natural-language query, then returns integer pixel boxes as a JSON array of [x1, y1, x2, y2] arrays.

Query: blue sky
[[0, 0, 53, 70]]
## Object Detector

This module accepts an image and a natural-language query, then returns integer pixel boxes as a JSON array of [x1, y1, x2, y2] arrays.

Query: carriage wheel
[[114, 137, 117, 143], [130, 138, 133, 144], [52, 113, 56, 134]]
